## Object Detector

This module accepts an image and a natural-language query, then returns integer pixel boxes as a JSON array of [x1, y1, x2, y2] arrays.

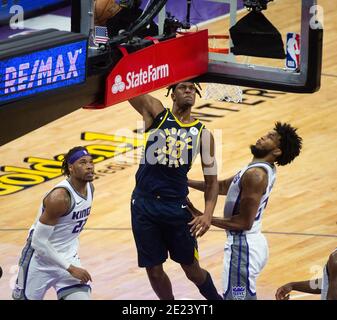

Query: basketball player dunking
[[128, 81, 222, 300]]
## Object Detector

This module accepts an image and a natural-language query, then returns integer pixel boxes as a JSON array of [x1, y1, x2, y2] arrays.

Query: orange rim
[[208, 35, 229, 54]]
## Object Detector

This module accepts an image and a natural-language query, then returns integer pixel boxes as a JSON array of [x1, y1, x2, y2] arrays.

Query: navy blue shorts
[[131, 191, 198, 268]]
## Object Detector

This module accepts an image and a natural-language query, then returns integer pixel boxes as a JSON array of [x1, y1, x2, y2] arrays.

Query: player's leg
[[146, 264, 174, 300], [131, 193, 173, 299], [180, 259, 222, 300], [222, 233, 267, 300], [62, 291, 91, 300], [222, 237, 233, 300], [222, 233, 252, 300], [165, 203, 222, 300], [244, 233, 269, 300], [55, 255, 92, 300], [57, 285, 91, 300], [12, 237, 34, 300], [12, 233, 52, 300]]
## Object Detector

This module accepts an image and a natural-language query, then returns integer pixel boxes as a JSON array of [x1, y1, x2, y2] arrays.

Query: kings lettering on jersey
[[31, 179, 94, 257], [72, 207, 91, 220]]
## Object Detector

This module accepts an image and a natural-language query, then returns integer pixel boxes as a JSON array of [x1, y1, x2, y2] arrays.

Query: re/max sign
[[0, 40, 87, 103]]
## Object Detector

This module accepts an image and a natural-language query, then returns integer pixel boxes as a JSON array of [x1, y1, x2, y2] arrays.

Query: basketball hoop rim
[[208, 34, 229, 54]]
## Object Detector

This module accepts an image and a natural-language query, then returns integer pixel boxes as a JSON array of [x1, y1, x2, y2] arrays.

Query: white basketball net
[[203, 83, 243, 104]]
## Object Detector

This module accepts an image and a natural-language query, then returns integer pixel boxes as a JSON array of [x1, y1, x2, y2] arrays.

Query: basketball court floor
[[0, 0, 336, 300]]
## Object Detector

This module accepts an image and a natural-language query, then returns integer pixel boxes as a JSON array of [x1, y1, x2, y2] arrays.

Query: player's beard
[[83, 172, 94, 182], [177, 95, 195, 110], [250, 145, 271, 158], [179, 99, 194, 111]]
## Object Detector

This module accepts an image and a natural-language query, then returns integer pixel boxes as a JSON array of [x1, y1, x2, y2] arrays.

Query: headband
[[68, 149, 90, 164]]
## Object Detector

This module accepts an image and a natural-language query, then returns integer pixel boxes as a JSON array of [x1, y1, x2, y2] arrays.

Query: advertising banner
[[105, 30, 209, 107]]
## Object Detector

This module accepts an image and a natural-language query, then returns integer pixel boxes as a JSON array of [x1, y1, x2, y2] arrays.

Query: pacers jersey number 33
[[144, 108, 204, 169]]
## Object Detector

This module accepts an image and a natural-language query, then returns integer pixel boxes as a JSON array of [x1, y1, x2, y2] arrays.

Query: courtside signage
[[105, 30, 208, 107], [0, 40, 87, 104]]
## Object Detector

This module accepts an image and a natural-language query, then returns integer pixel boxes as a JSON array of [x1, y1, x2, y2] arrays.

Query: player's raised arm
[[129, 94, 165, 129]]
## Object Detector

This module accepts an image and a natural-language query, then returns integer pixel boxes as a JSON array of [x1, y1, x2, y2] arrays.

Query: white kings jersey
[[30, 179, 94, 260], [321, 248, 337, 300], [224, 162, 276, 234]]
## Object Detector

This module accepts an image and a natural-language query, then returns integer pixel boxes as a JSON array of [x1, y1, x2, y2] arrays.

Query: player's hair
[[274, 122, 302, 166], [166, 82, 202, 98], [61, 146, 88, 177]]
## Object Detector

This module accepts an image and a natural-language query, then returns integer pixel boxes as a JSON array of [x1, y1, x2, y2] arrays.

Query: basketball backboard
[[0, 0, 323, 146], [193, 0, 323, 93]]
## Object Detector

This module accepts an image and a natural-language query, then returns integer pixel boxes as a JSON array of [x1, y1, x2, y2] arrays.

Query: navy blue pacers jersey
[[135, 108, 205, 198]]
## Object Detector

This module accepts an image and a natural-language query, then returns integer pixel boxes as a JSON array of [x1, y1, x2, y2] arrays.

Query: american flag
[[94, 26, 109, 44]]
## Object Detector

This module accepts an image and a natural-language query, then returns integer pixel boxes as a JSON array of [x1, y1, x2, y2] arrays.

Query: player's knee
[[181, 264, 206, 284], [146, 266, 166, 282], [185, 271, 200, 283], [62, 291, 91, 300]]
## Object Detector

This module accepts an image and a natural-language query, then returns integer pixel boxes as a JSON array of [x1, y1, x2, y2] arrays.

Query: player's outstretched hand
[[186, 197, 211, 238], [67, 265, 92, 283], [186, 198, 211, 237], [275, 283, 292, 300], [188, 214, 211, 238]]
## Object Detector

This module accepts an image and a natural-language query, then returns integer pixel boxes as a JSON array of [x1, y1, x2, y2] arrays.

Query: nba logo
[[286, 33, 300, 70]]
